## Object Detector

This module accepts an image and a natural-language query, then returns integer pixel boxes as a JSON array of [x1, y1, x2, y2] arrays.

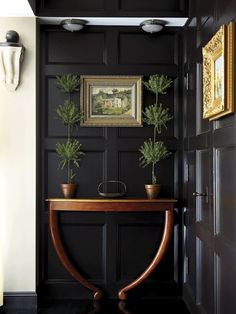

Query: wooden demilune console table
[[47, 198, 177, 300]]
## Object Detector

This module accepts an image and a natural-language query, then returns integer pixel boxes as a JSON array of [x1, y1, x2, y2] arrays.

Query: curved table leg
[[118, 209, 174, 300], [49, 209, 103, 300]]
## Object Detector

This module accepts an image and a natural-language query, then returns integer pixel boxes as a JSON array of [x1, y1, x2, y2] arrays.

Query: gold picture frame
[[202, 22, 235, 120], [80, 75, 142, 127]]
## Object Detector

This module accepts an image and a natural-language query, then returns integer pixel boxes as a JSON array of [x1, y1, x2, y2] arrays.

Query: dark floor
[[1, 299, 190, 314]]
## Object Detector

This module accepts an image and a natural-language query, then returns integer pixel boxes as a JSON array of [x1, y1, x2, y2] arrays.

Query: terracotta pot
[[145, 184, 161, 199], [61, 183, 77, 199]]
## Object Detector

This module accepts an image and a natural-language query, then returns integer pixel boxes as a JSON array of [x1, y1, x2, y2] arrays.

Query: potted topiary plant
[[139, 74, 173, 199], [55, 74, 84, 198]]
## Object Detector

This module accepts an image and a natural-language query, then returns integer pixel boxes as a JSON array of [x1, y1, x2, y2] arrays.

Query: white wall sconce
[[61, 19, 87, 32], [0, 30, 25, 91], [140, 19, 166, 33]]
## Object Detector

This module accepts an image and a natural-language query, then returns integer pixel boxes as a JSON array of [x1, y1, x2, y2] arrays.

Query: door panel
[[196, 149, 211, 229], [196, 237, 214, 314], [184, 228, 196, 301], [214, 146, 236, 243], [183, 151, 196, 302], [216, 248, 236, 314]]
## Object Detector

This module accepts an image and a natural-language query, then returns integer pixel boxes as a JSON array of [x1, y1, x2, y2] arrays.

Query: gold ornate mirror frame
[[202, 22, 235, 120]]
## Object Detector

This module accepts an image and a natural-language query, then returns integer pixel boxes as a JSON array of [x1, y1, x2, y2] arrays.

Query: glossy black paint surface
[[183, 0, 236, 313]]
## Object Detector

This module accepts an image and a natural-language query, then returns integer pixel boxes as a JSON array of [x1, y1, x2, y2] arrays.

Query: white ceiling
[[0, 0, 34, 16]]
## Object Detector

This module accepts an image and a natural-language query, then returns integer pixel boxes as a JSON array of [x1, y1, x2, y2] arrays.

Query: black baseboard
[[4, 292, 37, 310]]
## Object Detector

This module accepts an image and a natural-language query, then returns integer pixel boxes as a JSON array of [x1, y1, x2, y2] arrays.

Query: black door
[[183, 5, 236, 313]]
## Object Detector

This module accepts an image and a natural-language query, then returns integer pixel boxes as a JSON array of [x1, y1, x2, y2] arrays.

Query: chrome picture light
[[140, 19, 166, 33], [61, 19, 87, 32]]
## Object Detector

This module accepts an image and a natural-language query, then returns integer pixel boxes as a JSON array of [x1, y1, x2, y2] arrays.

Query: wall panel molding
[[118, 32, 176, 65], [46, 31, 107, 65], [116, 223, 164, 281], [37, 0, 188, 16]]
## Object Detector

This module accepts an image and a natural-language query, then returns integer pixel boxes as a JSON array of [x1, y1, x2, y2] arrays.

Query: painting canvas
[[202, 22, 234, 120], [81, 76, 142, 127], [214, 55, 223, 100], [91, 86, 133, 117]]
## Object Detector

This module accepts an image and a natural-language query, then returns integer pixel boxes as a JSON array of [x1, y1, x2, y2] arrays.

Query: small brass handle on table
[[98, 180, 126, 198]]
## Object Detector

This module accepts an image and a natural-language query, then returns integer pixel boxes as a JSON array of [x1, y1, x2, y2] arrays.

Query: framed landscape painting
[[80, 75, 142, 127], [202, 22, 234, 120]]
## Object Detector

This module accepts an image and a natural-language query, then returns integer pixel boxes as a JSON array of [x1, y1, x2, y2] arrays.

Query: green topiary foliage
[[56, 74, 80, 94], [139, 140, 170, 184], [143, 74, 172, 103], [142, 103, 172, 135], [55, 74, 84, 184], [56, 100, 83, 134], [56, 140, 84, 183], [139, 74, 173, 185]]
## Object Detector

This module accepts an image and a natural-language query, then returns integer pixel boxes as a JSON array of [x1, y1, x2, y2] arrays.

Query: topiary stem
[[67, 161, 70, 183], [155, 91, 159, 106], [68, 90, 71, 102], [152, 162, 155, 184], [68, 124, 71, 140]]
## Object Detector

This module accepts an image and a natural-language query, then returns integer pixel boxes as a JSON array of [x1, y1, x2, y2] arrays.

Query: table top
[[47, 198, 177, 202], [46, 198, 177, 212]]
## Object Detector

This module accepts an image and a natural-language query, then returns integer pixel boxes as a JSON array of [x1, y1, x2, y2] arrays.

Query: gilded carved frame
[[202, 22, 235, 120]]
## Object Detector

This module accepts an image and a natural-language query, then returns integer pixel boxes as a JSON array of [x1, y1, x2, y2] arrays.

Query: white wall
[[0, 17, 36, 293]]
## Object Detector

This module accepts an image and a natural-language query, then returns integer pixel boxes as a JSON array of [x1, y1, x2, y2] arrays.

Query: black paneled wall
[[36, 0, 187, 17], [38, 26, 183, 299]]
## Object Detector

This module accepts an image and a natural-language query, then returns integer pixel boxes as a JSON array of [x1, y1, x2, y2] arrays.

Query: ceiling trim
[[38, 17, 188, 27]]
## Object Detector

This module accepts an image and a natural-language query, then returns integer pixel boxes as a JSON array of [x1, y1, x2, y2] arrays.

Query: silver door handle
[[193, 192, 207, 197]]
